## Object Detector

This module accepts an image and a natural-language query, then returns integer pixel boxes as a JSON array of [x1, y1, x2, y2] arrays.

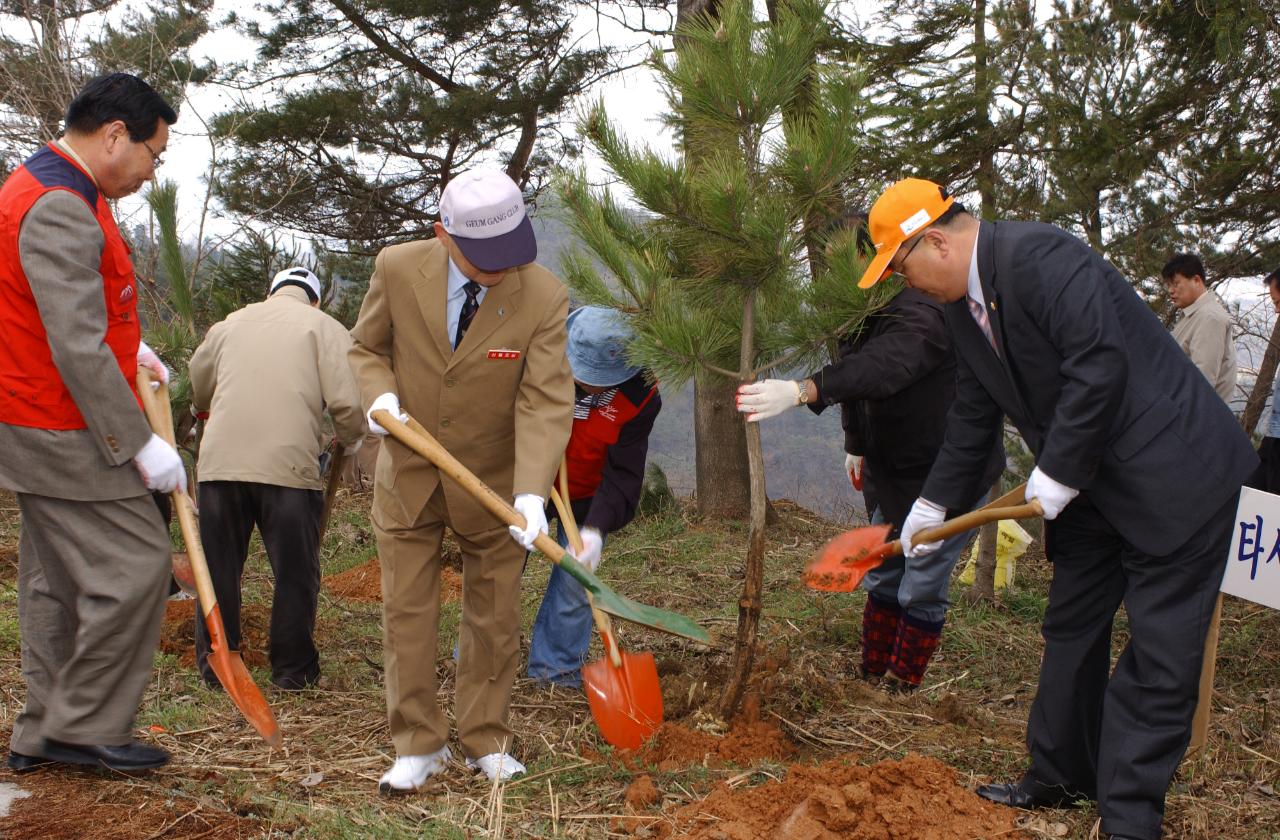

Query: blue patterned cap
[[566, 306, 641, 387]]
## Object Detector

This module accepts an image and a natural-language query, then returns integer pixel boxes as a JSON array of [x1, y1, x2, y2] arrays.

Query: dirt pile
[[0, 764, 262, 839], [604, 694, 795, 772], [158, 599, 269, 670], [322, 555, 463, 603], [641, 753, 1024, 840]]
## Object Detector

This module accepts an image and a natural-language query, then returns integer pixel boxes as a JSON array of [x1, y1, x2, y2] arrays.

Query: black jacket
[[923, 220, 1257, 556], [809, 287, 1002, 531]]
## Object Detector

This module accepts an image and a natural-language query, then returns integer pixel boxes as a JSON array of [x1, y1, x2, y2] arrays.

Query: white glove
[[367, 392, 407, 436], [342, 438, 364, 456], [1026, 466, 1078, 521], [736, 379, 805, 422], [137, 340, 168, 390], [575, 527, 604, 573], [845, 452, 864, 490], [509, 494, 548, 550], [900, 497, 946, 557], [133, 433, 186, 493]]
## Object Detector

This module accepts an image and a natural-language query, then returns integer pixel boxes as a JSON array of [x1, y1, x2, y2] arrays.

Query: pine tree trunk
[[719, 291, 765, 719], [969, 5, 1002, 602], [677, 0, 750, 519], [1242, 316, 1280, 434], [694, 376, 751, 518], [967, 480, 1003, 603]]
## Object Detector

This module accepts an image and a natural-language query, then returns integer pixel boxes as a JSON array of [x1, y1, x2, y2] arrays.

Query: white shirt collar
[[965, 232, 984, 308]]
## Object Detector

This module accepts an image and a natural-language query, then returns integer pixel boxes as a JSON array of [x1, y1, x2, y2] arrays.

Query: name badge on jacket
[[488, 348, 521, 360]]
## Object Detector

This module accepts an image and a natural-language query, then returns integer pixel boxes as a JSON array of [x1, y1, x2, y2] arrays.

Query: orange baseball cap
[[856, 178, 954, 288]]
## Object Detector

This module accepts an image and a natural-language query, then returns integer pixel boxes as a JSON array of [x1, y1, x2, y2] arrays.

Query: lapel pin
[[498, 307, 504, 317]]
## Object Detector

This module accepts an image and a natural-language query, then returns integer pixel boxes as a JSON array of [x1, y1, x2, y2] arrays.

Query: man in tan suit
[[189, 266, 366, 691], [350, 168, 573, 789]]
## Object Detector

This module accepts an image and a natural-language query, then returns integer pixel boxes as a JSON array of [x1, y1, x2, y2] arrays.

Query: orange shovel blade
[[803, 524, 895, 592], [582, 651, 663, 751], [202, 603, 283, 748]]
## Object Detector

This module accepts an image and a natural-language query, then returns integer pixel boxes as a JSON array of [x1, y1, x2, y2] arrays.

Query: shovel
[[549, 470, 662, 750], [318, 441, 348, 544], [136, 370, 283, 748], [372, 410, 709, 644], [805, 483, 1042, 592]]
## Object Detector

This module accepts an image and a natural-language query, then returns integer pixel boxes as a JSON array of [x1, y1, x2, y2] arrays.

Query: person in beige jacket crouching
[[189, 267, 366, 690]]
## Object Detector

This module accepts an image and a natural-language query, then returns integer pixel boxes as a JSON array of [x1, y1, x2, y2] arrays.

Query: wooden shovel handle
[[903, 497, 1044, 555], [382, 412, 574, 565], [549, 481, 622, 668], [318, 448, 347, 544], [136, 370, 218, 618]]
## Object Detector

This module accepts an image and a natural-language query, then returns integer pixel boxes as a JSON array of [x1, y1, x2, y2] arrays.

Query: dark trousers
[[1026, 492, 1235, 840], [194, 481, 324, 690]]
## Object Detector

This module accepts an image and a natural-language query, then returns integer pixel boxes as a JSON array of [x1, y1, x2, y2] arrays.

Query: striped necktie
[[968, 295, 998, 353], [454, 281, 482, 349]]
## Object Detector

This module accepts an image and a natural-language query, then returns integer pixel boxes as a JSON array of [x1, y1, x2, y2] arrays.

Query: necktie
[[454, 281, 481, 349], [968, 295, 998, 353]]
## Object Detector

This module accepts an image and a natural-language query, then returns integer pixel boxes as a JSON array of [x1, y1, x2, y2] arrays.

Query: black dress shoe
[[976, 780, 1087, 809], [39, 739, 170, 771], [6, 750, 52, 773]]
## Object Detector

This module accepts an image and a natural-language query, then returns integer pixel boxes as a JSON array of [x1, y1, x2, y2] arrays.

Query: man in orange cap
[[857, 178, 1255, 840]]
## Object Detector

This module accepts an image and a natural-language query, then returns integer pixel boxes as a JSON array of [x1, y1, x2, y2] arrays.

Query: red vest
[[563, 384, 657, 500], [0, 144, 140, 430]]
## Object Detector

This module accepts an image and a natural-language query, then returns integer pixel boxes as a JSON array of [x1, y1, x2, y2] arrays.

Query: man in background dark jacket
[[738, 274, 1000, 691]]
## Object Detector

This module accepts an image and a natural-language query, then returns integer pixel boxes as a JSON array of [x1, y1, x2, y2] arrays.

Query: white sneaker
[[466, 752, 526, 782], [378, 745, 451, 794]]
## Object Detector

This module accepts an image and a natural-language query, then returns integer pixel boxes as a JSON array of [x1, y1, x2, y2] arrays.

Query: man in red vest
[[527, 306, 661, 686], [0, 74, 183, 774]]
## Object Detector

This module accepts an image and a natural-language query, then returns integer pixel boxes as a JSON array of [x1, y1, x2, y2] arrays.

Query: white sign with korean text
[[1223, 486, 1280, 610]]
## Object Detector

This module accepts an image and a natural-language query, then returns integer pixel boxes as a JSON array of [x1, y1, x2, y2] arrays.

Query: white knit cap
[[269, 266, 321, 302]]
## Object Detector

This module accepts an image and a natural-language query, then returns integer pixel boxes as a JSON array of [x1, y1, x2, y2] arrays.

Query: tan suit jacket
[[190, 286, 367, 490], [349, 239, 572, 533]]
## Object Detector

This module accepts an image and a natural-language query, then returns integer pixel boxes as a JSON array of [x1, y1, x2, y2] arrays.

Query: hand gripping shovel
[[371, 410, 709, 644], [805, 483, 1042, 592], [136, 370, 283, 748], [549, 469, 662, 750]]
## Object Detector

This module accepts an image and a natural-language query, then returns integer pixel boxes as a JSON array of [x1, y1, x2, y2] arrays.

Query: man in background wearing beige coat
[[350, 168, 572, 789], [1162, 252, 1237, 404], [190, 267, 366, 690]]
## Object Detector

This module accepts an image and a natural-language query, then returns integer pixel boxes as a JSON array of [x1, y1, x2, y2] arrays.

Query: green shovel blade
[[554, 552, 710, 644]]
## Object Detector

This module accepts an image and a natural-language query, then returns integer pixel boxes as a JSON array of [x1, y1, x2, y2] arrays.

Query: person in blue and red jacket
[[0, 73, 183, 775], [527, 306, 661, 687]]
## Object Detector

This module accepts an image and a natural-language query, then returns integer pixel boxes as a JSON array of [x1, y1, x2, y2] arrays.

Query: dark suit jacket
[[809, 287, 1001, 531], [922, 221, 1257, 557]]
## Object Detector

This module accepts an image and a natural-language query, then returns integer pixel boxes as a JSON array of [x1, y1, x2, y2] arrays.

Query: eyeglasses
[[141, 138, 165, 169], [891, 235, 924, 275]]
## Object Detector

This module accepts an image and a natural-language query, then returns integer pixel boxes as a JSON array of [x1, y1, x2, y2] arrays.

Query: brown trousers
[[10, 492, 170, 752], [374, 485, 525, 760]]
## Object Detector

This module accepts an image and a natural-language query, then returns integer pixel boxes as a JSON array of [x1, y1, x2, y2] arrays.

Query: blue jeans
[[526, 525, 606, 687], [861, 493, 988, 625]]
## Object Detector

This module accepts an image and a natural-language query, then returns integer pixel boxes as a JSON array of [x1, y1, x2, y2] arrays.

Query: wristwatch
[[794, 380, 810, 405]]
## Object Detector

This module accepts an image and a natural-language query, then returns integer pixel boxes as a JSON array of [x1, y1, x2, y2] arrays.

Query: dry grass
[[0, 488, 1276, 838]]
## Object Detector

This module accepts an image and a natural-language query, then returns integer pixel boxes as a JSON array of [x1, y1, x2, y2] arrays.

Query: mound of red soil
[[609, 694, 795, 772], [158, 599, 269, 670], [625, 774, 662, 809], [0, 764, 261, 839], [322, 556, 462, 604], [644, 753, 1024, 840]]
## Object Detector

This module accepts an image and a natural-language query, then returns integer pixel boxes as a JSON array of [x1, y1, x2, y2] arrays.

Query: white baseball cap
[[269, 266, 320, 302], [439, 168, 537, 272]]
